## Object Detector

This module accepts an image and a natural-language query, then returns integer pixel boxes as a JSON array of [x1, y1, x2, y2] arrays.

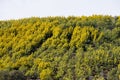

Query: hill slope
[[0, 15, 120, 80]]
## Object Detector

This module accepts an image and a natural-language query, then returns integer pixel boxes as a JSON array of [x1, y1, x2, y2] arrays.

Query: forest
[[0, 15, 120, 80]]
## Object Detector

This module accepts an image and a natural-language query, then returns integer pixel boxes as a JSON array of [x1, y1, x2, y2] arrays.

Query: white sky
[[0, 0, 120, 20]]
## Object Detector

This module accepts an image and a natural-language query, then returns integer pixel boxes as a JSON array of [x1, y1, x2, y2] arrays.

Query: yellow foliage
[[40, 68, 52, 80], [52, 27, 62, 37]]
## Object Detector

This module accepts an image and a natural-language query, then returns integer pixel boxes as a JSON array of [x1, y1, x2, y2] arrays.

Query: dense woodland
[[0, 15, 120, 80]]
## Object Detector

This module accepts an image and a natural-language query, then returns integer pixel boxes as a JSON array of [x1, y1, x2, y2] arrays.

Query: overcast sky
[[0, 0, 120, 20]]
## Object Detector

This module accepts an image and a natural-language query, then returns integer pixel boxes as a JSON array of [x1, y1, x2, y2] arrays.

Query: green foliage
[[0, 70, 26, 80], [0, 71, 10, 80], [9, 70, 26, 80], [0, 15, 120, 79]]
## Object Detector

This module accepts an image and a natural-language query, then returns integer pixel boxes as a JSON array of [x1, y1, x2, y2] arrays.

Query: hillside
[[0, 15, 120, 80]]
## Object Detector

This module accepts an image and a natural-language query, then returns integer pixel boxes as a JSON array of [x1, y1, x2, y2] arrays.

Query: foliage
[[0, 15, 120, 79]]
